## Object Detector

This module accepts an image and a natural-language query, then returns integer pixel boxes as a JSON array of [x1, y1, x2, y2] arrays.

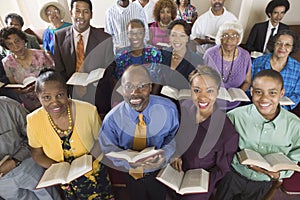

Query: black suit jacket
[[54, 26, 115, 104], [245, 21, 289, 53]]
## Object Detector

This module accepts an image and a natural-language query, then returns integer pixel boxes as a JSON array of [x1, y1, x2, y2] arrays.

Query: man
[[0, 13, 41, 57], [105, 0, 148, 51], [0, 96, 61, 200], [190, 0, 237, 54], [215, 69, 300, 200], [245, 0, 290, 54], [54, 0, 115, 104], [133, 0, 156, 25], [99, 64, 179, 200]]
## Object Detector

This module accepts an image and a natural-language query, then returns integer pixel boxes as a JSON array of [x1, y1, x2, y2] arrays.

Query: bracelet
[[11, 157, 21, 167]]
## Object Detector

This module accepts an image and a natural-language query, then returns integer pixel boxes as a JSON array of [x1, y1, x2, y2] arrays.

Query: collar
[[250, 104, 283, 129], [116, 1, 131, 14], [73, 26, 91, 39], [125, 95, 152, 124], [209, 7, 227, 17], [268, 20, 279, 30]]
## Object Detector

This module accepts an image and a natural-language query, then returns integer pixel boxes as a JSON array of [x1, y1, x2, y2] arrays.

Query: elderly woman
[[171, 66, 239, 200], [161, 19, 204, 89], [252, 29, 300, 113], [40, 1, 72, 55], [0, 27, 54, 111], [27, 69, 114, 199], [175, 0, 198, 25], [204, 20, 252, 110], [149, 0, 177, 48]]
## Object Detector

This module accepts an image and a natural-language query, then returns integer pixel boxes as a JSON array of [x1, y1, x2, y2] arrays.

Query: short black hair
[[189, 66, 222, 89], [4, 13, 24, 27], [252, 69, 284, 89], [168, 19, 191, 36], [126, 19, 145, 31], [0, 27, 28, 50], [70, 0, 93, 11], [35, 68, 68, 93], [176, 0, 190, 5], [269, 29, 299, 54], [265, 0, 290, 17]]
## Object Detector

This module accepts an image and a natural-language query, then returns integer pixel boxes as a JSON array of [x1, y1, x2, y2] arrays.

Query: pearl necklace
[[48, 106, 73, 137], [159, 21, 172, 28]]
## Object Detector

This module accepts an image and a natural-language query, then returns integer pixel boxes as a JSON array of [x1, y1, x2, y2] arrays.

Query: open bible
[[237, 149, 300, 172], [5, 76, 36, 89], [217, 87, 250, 102], [36, 154, 92, 189], [0, 155, 9, 166], [106, 147, 163, 163], [66, 68, 105, 86], [160, 86, 191, 100], [279, 96, 295, 106], [156, 164, 209, 195]]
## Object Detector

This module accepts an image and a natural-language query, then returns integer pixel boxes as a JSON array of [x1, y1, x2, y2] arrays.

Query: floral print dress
[[60, 133, 114, 200]]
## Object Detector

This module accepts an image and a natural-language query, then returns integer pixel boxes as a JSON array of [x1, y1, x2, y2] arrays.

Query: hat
[[40, 1, 66, 23]]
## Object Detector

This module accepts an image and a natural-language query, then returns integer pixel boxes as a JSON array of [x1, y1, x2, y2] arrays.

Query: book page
[[0, 81, 5, 88], [237, 149, 272, 171], [156, 164, 184, 193], [0, 155, 9, 166], [279, 96, 295, 106], [66, 73, 89, 86], [227, 88, 250, 102], [85, 68, 105, 85], [179, 168, 209, 195], [106, 147, 161, 163], [36, 162, 70, 188], [178, 89, 191, 100], [264, 153, 300, 172], [161, 86, 179, 100], [5, 76, 36, 88], [66, 154, 92, 182], [217, 87, 231, 101]]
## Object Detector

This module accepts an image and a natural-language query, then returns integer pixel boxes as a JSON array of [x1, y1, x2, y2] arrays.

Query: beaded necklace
[[48, 106, 73, 137], [221, 47, 236, 83]]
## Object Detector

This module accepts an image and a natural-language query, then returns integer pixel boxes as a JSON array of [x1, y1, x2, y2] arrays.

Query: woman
[[40, 1, 72, 55], [95, 19, 162, 119], [27, 69, 114, 199], [171, 66, 239, 200], [161, 19, 204, 89], [204, 20, 251, 110], [252, 29, 300, 113], [175, 0, 198, 25], [149, 0, 177, 48], [0, 27, 54, 111]]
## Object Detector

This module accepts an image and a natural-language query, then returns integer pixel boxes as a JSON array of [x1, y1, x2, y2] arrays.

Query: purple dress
[[174, 100, 239, 200], [204, 45, 251, 109], [149, 22, 169, 48]]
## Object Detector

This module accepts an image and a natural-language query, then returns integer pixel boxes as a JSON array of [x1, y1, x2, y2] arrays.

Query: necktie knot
[[138, 114, 146, 126]]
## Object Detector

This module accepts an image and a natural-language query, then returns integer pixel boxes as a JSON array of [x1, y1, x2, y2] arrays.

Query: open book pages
[[217, 87, 250, 102], [66, 68, 105, 86], [250, 51, 263, 58], [160, 86, 191, 100], [0, 155, 10, 166], [106, 147, 163, 163], [156, 42, 171, 48], [156, 164, 209, 195], [279, 96, 295, 106], [205, 34, 216, 41], [5, 76, 36, 89], [237, 149, 300, 172], [0, 81, 5, 88], [36, 154, 92, 188]]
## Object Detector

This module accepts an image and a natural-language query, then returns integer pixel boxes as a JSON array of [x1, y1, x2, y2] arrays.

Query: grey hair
[[215, 20, 244, 45]]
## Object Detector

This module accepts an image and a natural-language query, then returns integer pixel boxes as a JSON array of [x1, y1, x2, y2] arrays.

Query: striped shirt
[[105, 2, 149, 50]]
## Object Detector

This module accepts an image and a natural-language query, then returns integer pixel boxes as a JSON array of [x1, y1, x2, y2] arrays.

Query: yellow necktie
[[129, 114, 147, 180], [76, 34, 84, 72], [133, 114, 147, 151]]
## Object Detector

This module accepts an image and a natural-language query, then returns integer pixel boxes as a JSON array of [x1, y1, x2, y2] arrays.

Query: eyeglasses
[[127, 31, 145, 37], [274, 42, 293, 49], [123, 83, 151, 93], [221, 34, 240, 40], [5, 38, 23, 49], [46, 9, 60, 16]]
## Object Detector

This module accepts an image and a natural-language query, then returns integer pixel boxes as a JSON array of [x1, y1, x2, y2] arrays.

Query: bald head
[[121, 64, 151, 86]]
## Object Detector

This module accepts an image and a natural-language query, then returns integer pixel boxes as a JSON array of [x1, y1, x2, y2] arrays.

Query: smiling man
[[245, 0, 290, 54], [215, 69, 300, 200], [54, 0, 115, 104], [99, 64, 179, 200]]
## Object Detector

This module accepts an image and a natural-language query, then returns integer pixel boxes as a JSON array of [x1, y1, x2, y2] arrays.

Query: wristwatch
[[11, 157, 21, 167]]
